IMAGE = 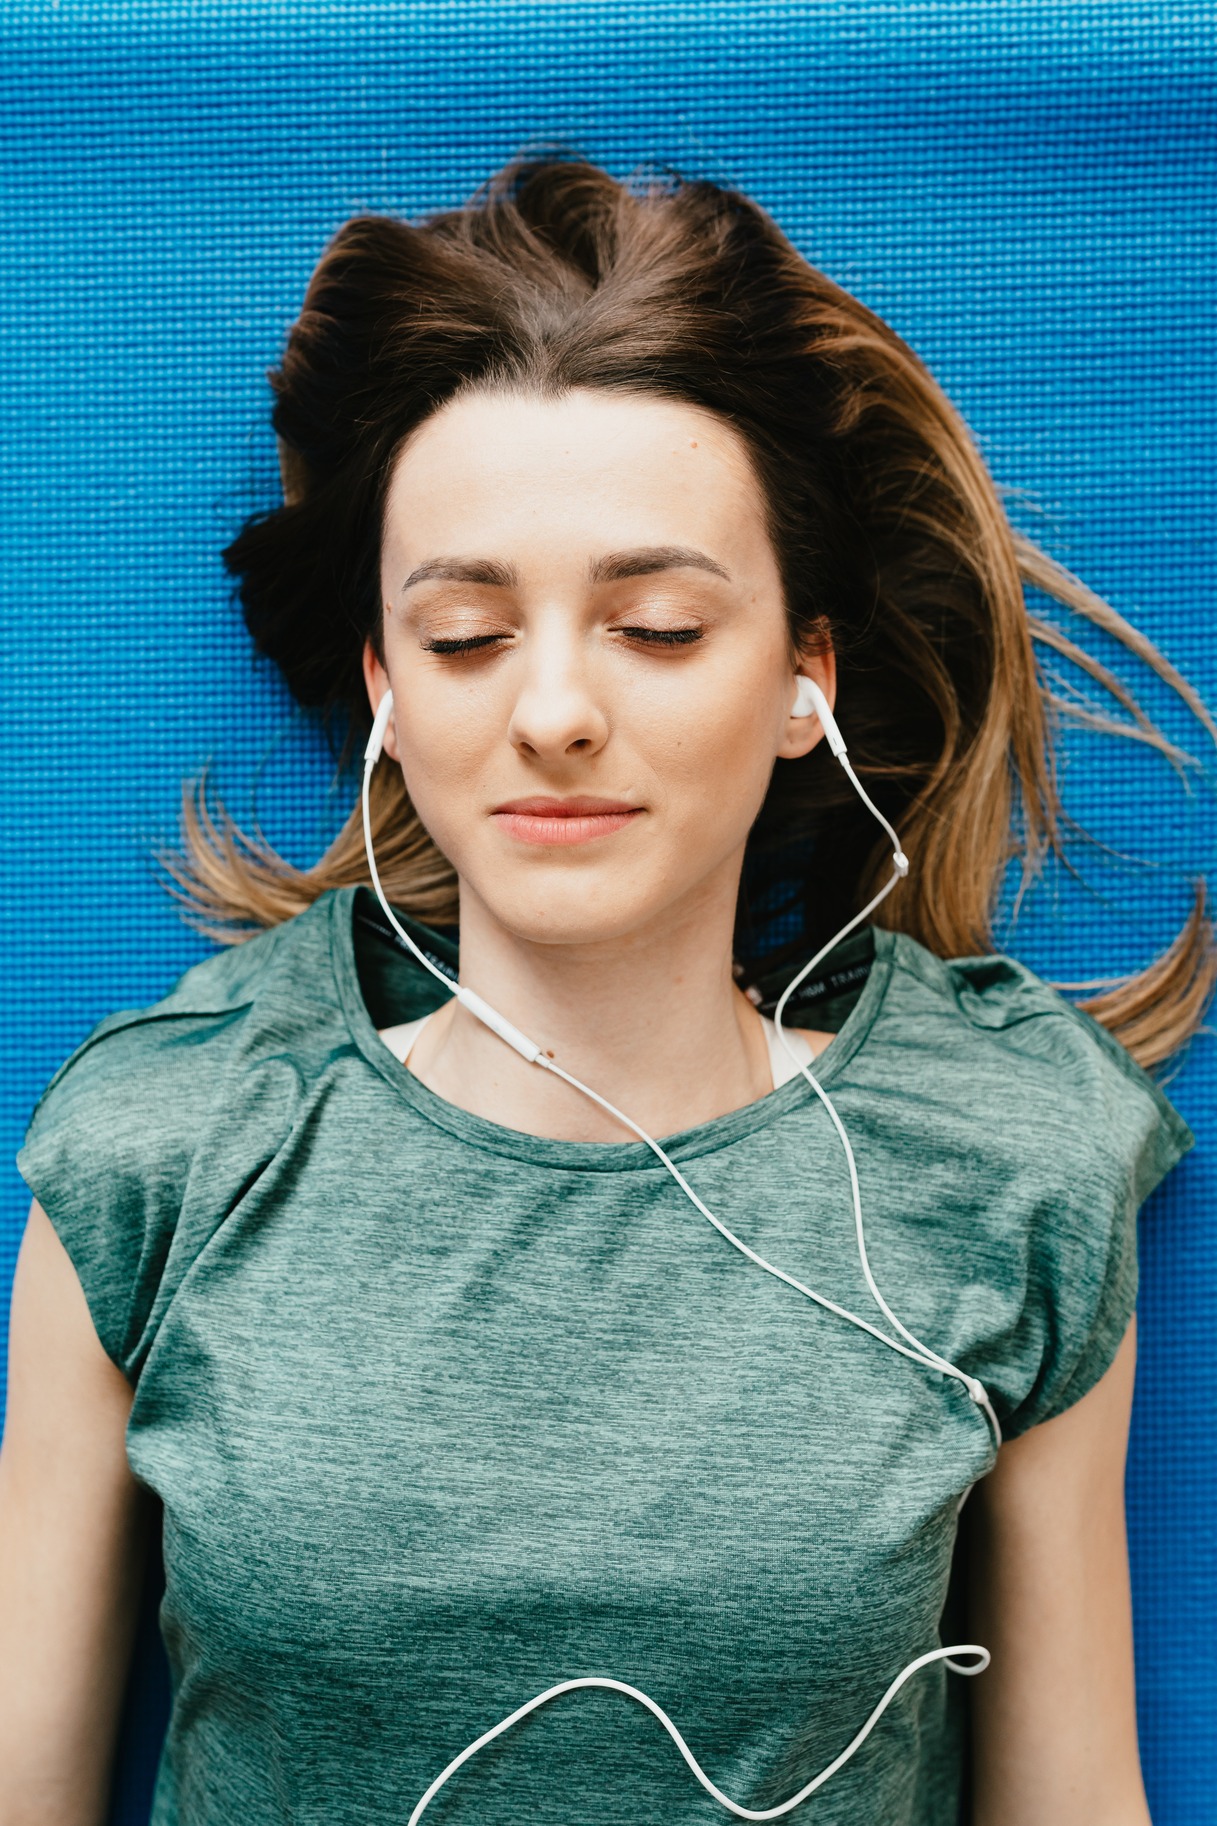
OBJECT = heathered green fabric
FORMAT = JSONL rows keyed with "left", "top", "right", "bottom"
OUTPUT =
{"left": 16, "top": 883, "right": 1195, "bottom": 1825}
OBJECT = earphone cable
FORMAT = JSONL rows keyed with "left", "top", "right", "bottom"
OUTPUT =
{"left": 362, "top": 703, "right": 998, "bottom": 1443}
{"left": 773, "top": 867, "right": 1003, "bottom": 1451}
{"left": 405, "top": 1647, "right": 991, "bottom": 1826}
{"left": 360, "top": 688, "right": 998, "bottom": 1821}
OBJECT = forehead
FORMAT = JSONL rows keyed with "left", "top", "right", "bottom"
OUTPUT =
{"left": 380, "top": 387, "right": 771, "bottom": 576}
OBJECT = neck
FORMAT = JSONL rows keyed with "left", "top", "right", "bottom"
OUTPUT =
{"left": 404, "top": 866, "right": 772, "bottom": 1143}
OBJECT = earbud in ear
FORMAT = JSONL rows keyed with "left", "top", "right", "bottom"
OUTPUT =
{"left": 364, "top": 688, "right": 396, "bottom": 767}
{"left": 791, "top": 674, "right": 847, "bottom": 758}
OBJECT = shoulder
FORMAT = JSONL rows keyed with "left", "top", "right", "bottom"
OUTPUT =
{"left": 879, "top": 928, "right": 1196, "bottom": 1202}
{"left": 872, "top": 930, "right": 1194, "bottom": 1441}
{"left": 23, "top": 891, "right": 341, "bottom": 1128}
{"left": 15, "top": 893, "right": 345, "bottom": 1382}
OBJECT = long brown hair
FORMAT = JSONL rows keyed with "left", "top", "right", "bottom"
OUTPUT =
{"left": 159, "top": 152, "right": 1217, "bottom": 1071}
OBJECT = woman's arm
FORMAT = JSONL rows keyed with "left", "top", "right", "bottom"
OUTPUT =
{"left": 0, "top": 1199, "right": 154, "bottom": 1826}
{"left": 967, "top": 1313, "right": 1152, "bottom": 1826}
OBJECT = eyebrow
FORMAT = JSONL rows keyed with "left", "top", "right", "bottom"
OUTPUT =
{"left": 401, "top": 544, "right": 731, "bottom": 593}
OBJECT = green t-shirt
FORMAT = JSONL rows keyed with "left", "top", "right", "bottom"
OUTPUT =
{"left": 15, "top": 883, "right": 1195, "bottom": 1826}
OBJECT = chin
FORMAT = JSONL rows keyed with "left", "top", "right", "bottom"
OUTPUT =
{"left": 474, "top": 880, "right": 672, "bottom": 951}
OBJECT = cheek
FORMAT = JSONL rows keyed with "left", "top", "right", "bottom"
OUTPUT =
{"left": 390, "top": 704, "right": 487, "bottom": 849}
{"left": 655, "top": 693, "right": 778, "bottom": 822}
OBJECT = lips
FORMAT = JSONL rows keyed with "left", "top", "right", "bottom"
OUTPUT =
{"left": 491, "top": 796, "right": 644, "bottom": 847}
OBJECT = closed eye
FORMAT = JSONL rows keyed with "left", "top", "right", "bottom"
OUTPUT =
{"left": 616, "top": 627, "right": 703, "bottom": 646}
{"left": 420, "top": 634, "right": 509, "bottom": 654}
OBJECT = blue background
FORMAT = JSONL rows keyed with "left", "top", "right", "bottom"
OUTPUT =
{"left": 1, "top": 1, "right": 1214, "bottom": 1818}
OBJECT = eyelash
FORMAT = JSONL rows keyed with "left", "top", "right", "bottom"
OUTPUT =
{"left": 620, "top": 626, "right": 703, "bottom": 646}
{"left": 421, "top": 635, "right": 505, "bottom": 654}
{"left": 421, "top": 627, "right": 704, "bottom": 655}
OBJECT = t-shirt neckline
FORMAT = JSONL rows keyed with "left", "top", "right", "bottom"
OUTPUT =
{"left": 328, "top": 884, "right": 898, "bottom": 1172}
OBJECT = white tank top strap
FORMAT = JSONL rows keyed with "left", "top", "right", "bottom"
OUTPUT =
{"left": 760, "top": 1014, "right": 816, "bottom": 1088}
{"left": 376, "top": 1011, "right": 434, "bottom": 1065}
{"left": 375, "top": 1009, "right": 816, "bottom": 1091}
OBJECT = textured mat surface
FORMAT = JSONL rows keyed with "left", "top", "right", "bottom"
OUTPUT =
{"left": 1, "top": 3, "right": 1214, "bottom": 1820}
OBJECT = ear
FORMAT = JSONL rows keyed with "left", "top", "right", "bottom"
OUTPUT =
{"left": 361, "top": 635, "right": 400, "bottom": 764}
{"left": 778, "top": 645, "right": 838, "bottom": 761}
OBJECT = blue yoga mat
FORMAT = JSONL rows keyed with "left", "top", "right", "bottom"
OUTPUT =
{"left": 1, "top": 4, "right": 1213, "bottom": 1820}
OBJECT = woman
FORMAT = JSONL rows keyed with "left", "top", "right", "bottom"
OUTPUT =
{"left": 2, "top": 154, "right": 1210, "bottom": 1825}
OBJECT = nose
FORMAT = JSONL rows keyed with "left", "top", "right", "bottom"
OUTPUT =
{"left": 506, "top": 635, "right": 609, "bottom": 763}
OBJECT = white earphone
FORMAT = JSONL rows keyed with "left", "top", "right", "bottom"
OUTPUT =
{"left": 361, "top": 674, "right": 995, "bottom": 1824}
{"left": 789, "top": 673, "right": 909, "bottom": 878}
{"left": 790, "top": 669, "right": 835, "bottom": 727}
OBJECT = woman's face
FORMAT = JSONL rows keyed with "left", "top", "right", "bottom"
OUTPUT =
{"left": 364, "top": 386, "right": 833, "bottom": 949}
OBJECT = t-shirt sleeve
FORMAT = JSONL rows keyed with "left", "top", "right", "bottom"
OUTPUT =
{"left": 15, "top": 1006, "right": 240, "bottom": 1385}
{"left": 997, "top": 1003, "right": 1196, "bottom": 1442}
